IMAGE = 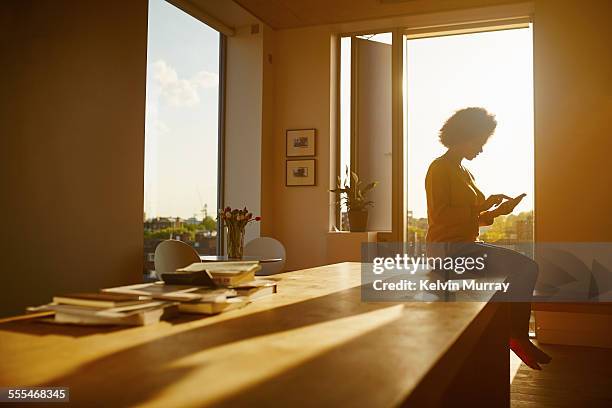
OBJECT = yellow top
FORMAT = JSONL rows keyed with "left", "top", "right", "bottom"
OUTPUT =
{"left": 425, "top": 154, "right": 485, "bottom": 243}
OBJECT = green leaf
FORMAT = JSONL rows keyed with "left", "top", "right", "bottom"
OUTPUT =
{"left": 331, "top": 167, "right": 379, "bottom": 214}
{"left": 362, "top": 182, "right": 378, "bottom": 192}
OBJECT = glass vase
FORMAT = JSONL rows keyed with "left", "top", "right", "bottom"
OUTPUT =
{"left": 226, "top": 224, "right": 245, "bottom": 259}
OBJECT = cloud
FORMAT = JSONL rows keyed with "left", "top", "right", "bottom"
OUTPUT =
{"left": 192, "top": 70, "right": 218, "bottom": 89}
{"left": 152, "top": 60, "right": 218, "bottom": 107}
{"left": 154, "top": 119, "right": 170, "bottom": 134}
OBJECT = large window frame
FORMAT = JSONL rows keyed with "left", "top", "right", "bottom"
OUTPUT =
{"left": 144, "top": 0, "right": 227, "bottom": 264}
{"left": 334, "top": 14, "right": 534, "bottom": 244}
{"left": 216, "top": 33, "right": 227, "bottom": 255}
{"left": 334, "top": 29, "right": 405, "bottom": 242}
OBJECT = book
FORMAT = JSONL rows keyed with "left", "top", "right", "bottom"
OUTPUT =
{"left": 178, "top": 297, "right": 248, "bottom": 315}
{"left": 232, "top": 280, "right": 278, "bottom": 301}
{"left": 102, "top": 283, "right": 235, "bottom": 302}
{"left": 39, "top": 301, "right": 178, "bottom": 326}
{"left": 161, "top": 270, "right": 215, "bottom": 287}
{"left": 179, "top": 261, "right": 260, "bottom": 274}
{"left": 53, "top": 293, "right": 146, "bottom": 308}
{"left": 53, "top": 311, "right": 162, "bottom": 326}
{"left": 211, "top": 271, "right": 256, "bottom": 287}
{"left": 178, "top": 261, "right": 261, "bottom": 286}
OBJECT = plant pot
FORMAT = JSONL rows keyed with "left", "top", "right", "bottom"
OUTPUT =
{"left": 348, "top": 210, "right": 368, "bottom": 232}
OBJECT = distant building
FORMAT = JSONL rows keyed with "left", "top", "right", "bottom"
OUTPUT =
{"left": 406, "top": 211, "right": 428, "bottom": 257}
{"left": 178, "top": 232, "right": 191, "bottom": 242}
{"left": 185, "top": 217, "right": 200, "bottom": 225}
{"left": 144, "top": 217, "right": 183, "bottom": 231}
{"left": 516, "top": 214, "right": 534, "bottom": 242}
{"left": 143, "top": 215, "right": 217, "bottom": 274}
{"left": 143, "top": 238, "right": 164, "bottom": 272}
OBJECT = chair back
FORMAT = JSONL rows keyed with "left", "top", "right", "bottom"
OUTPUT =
{"left": 244, "top": 237, "right": 286, "bottom": 275}
{"left": 154, "top": 239, "right": 201, "bottom": 276}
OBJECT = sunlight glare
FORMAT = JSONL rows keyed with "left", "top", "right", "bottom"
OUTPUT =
{"left": 406, "top": 26, "right": 534, "bottom": 218}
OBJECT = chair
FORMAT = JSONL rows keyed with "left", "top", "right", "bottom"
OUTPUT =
{"left": 244, "top": 237, "right": 286, "bottom": 276}
{"left": 154, "top": 239, "right": 201, "bottom": 277}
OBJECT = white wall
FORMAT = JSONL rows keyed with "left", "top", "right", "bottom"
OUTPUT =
{"left": 261, "top": 27, "right": 335, "bottom": 270}
{"left": 225, "top": 25, "right": 264, "bottom": 242}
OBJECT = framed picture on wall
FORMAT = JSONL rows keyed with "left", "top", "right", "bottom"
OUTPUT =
{"left": 286, "top": 129, "right": 316, "bottom": 157}
{"left": 286, "top": 159, "right": 316, "bottom": 186}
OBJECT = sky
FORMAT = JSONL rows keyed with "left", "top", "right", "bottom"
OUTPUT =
{"left": 341, "top": 27, "right": 534, "bottom": 219}
{"left": 144, "top": 0, "right": 219, "bottom": 220}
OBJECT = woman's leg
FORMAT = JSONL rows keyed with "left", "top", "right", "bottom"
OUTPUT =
{"left": 474, "top": 243, "right": 539, "bottom": 339}
{"left": 446, "top": 243, "right": 539, "bottom": 338}
{"left": 447, "top": 242, "right": 551, "bottom": 368}
{"left": 446, "top": 242, "right": 547, "bottom": 368}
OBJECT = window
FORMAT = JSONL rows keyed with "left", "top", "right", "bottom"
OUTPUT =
{"left": 143, "top": 0, "right": 221, "bottom": 273}
{"left": 338, "top": 33, "right": 393, "bottom": 232}
{"left": 338, "top": 37, "right": 351, "bottom": 229}
{"left": 405, "top": 26, "right": 534, "bottom": 254}
{"left": 337, "top": 24, "right": 534, "bottom": 253}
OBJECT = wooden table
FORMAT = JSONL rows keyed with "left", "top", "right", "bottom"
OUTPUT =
{"left": 0, "top": 263, "right": 509, "bottom": 407}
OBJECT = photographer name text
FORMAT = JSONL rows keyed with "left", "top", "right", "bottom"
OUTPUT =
{"left": 371, "top": 279, "right": 510, "bottom": 293}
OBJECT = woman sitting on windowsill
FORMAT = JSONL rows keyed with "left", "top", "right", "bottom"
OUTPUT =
{"left": 425, "top": 107, "right": 551, "bottom": 370}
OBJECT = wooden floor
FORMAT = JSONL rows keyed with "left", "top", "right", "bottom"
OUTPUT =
{"left": 511, "top": 343, "right": 612, "bottom": 407}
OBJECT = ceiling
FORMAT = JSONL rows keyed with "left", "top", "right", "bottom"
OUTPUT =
{"left": 186, "top": 0, "right": 260, "bottom": 28}
{"left": 232, "top": 0, "right": 521, "bottom": 29}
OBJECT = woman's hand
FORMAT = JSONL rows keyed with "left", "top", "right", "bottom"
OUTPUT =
{"left": 480, "top": 193, "right": 527, "bottom": 225}
{"left": 480, "top": 194, "right": 511, "bottom": 211}
{"left": 478, "top": 211, "right": 496, "bottom": 226}
{"left": 492, "top": 193, "right": 527, "bottom": 216}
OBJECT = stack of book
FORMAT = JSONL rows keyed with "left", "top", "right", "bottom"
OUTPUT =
{"left": 177, "top": 261, "right": 278, "bottom": 300}
{"left": 103, "top": 283, "right": 246, "bottom": 315}
{"left": 232, "top": 279, "right": 278, "bottom": 300}
{"left": 29, "top": 261, "right": 279, "bottom": 325}
{"left": 29, "top": 293, "right": 178, "bottom": 326}
{"left": 177, "top": 261, "right": 262, "bottom": 286}
{"left": 105, "top": 260, "right": 278, "bottom": 314}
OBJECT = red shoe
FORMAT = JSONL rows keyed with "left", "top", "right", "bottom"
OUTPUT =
{"left": 510, "top": 338, "right": 542, "bottom": 370}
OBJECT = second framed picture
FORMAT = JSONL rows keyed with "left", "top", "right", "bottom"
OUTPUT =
{"left": 286, "top": 129, "right": 316, "bottom": 157}
{"left": 286, "top": 159, "right": 316, "bottom": 186}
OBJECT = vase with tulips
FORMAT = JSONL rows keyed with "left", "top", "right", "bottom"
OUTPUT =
{"left": 218, "top": 206, "right": 261, "bottom": 259}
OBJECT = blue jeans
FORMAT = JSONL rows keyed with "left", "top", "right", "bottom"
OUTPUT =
{"left": 445, "top": 242, "right": 539, "bottom": 339}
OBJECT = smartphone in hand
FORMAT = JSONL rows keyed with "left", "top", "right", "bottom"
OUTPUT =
{"left": 506, "top": 193, "right": 527, "bottom": 212}
{"left": 512, "top": 193, "right": 527, "bottom": 204}
{"left": 492, "top": 193, "right": 526, "bottom": 215}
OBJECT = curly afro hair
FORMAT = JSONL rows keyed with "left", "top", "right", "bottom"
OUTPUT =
{"left": 439, "top": 107, "right": 497, "bottom": 148}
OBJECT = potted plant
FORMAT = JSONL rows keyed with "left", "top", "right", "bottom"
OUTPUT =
{"left": 330, "top": 166, "right": 378, "bottom": 232}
